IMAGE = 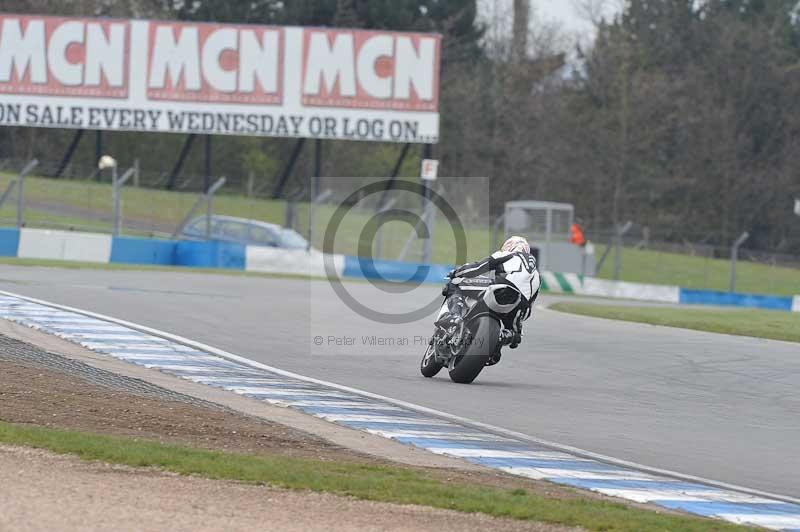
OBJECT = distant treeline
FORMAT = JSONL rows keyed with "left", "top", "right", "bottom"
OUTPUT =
{"left": 0, "top": 0, "right": 798, "bottom": 253}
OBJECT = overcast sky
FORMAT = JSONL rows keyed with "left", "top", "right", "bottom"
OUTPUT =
{"left": 478, "top": 0, "right": 623, "bottom": 51}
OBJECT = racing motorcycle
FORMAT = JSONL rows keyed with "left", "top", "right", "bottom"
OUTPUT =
{"left": 420, "top": 275, "right": 525, "bottom": 384}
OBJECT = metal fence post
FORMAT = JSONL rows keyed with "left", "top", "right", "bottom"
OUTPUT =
{"left": 16, "top": 159, "right": 38, "bottom": 229}
{"left": 308, "top": 189, "right": 332, "bottom": 251}
{"left": 206, "top": 177, "right": 226, "bottom": 239}
{"left": 374, "top": 198, "right": 397, "bottom": 260}
{"left": 113, "top": 167, "right": 136, "bottom": 237}
{"left": 613, "top": 221, "right": 633, "bottom": 281}
{"left": 730, "top": 231, "right": 750, "bottom": 293}
{"left": 421, "top": 144, "right": 434, "bottom": 264}
{"left": 171, "top": 177, "right": 226, "bottom": 240}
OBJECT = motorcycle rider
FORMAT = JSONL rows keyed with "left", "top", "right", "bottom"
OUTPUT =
{"left": 437, "top": 236, "right": 540, "bottom": 364}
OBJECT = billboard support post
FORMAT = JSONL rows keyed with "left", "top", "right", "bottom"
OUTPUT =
{"left": 94, "top": 131, "right": 103, "bottom": 180}
{"left": 204, "top": 135, "right": 212, "bottom": 193}
{"left": 314, "top": 139, "right": 322, "bottom": 199}
{"left": 374, "top": 142, "right": 412, "bottom": 260}
{"left": 309, "top": 139, "right": 323, "bottom": 251}
{"left": 53, "top": 130, "right": 85, "bottom": 179}
{"left": 167, "top": 135, "right": 196, "bottom": 190}
{"left": 270, "top": 138, "right": 306, "bottom": 198}
{"left": 16, "top": 159, "right": 39, "bottom": 229}
{"left": 376, "top": 142, "right": 411, "bottom": 213}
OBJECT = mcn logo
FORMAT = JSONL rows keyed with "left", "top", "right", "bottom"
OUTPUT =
{"left": 0, "top": 15, "right": 441, "bottom": 112}
{"left": 302, "top": 29, "right": 439, "bottom": 111}
{"left": 146, "top": 22, "right": 283, "bottom": 104}
{"left": 0, "top": 15, "right": 129, "bottom": 98}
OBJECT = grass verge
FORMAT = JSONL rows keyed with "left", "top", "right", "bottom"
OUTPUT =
{"left": 550, "top": 302, "right": 800, "bottom": 343}
{"left": 0, "top": 421, "right": 753, "bottom": 532}
{"left": 596, "top": 245, "right": 800, "bottom": 297}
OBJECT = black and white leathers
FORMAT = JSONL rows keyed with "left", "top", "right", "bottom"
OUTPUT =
{"left": 454, "top": 250, "right": 541, "bottom": 302}
{"left": 436, "top": 250, "right": 541, "bottom": 324}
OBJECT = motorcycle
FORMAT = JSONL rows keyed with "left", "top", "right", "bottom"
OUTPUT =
{"left": 420, "top": 275, "right": 524, "bottom": 384}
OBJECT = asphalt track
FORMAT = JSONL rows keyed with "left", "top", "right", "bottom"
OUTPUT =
{"left": 0, "top": 265, "right": 797, "bottom": 498}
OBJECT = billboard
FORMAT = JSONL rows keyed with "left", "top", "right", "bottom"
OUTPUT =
{"left": 0, "top": 14, "right": 440, "bottom": 143}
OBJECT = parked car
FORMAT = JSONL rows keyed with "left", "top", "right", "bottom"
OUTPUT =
{"left": 180, "top": 215, "right": 309, "bottom": 249}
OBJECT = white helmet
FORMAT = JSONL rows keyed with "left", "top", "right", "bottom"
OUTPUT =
{"left": 501, "top": 236, "right": 530, "bottom": 254}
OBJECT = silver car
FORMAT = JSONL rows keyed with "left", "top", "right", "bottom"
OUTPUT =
{"left": 181, "top": 215, "right": 308, "bottom": 249}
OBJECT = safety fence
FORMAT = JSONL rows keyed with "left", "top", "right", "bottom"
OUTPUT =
{"left": 0, "top": 157, "right": 799, "bottom": 297}
{"left": 0, "top": 227, "right": 796, "bottom": 313}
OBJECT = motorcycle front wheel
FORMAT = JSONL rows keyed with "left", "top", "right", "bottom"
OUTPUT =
{"left": 420, "top": 340, "right": 443, "bottom": 378}
{"left": 447, "top": 316, "right": 499, "bottom": 384}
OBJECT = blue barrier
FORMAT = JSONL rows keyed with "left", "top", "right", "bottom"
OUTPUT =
{"left": 1, "top": 225, "right": 797, "bottom": 313}
{"left": 679, "top": 288, "right": 793, "bottom": 311}
{"left": 343, "top": 256, "right": 452, "bottom": 284}
{"left": 0, "top": 228, "right": 19, "bottom": 256}
{"left": 110, "top": 237, "right": 176, "bottom": 265}
{"left": 175, "top": 240, "right": 245, "bottom": 269}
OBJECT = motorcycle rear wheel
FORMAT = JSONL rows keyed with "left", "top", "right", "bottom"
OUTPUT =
{"left": 448, "top": 316, "right": 500, "bottom": 384}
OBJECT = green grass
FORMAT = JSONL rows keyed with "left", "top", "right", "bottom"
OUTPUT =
{"left": 0, "top": 421, "right": 754, "bottom": 532}
{"left": 1, "top": 173, "right": 798, "bottom": 294}
{"left": 0, "top": 173, "right": 489, "bottom": 264}
{"left": 596, "top": 246, "right": 800, "bottom": 297}
{"left": 550, "top": 302, "right": 800, "bottom": 343}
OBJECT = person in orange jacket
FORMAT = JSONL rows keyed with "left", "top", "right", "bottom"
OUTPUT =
{"left": 570, "top": 221, "right": 586, "bottom": 247}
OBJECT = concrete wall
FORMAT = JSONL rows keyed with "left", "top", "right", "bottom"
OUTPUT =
{"left": 18, "top": 228, "right": 112, "bottom": 263}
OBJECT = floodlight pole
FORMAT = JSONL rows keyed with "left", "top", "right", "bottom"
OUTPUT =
{"left": 14, "top": 159, "right": 38, "bottom": 229}
{"left": 730, "top": 231, "right": 750, "bottom": 293}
